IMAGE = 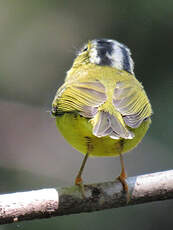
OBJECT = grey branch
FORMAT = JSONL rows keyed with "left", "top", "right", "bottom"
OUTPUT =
{"left": 0, "top": 170, "right": 173, "bottom": 225}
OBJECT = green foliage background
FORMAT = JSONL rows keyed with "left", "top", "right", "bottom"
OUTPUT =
{"left": 0, "top": 0, "right": 172, "bottom": 229}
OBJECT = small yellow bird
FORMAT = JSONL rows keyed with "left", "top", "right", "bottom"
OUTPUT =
{"left": 52, "top": 39, "right": 152, "bottom": 196}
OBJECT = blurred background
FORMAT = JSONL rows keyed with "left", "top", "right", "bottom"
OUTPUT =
{"left": 0, "top": 0, "right": 172, "bottom": 229}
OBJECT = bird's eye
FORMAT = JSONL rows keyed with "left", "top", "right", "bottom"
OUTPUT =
{"left": 82, "top": 46, "right": 88, "bottom": 52}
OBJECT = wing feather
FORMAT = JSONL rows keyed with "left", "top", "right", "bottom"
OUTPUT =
{"left": 52, "top": 77, "right": 152, "bottom": 140}
{"left": 113, "top": 79, "right": 152, "bottom": 128}
{"left": 52, "top": 80, "right": 106, "bottom": 117}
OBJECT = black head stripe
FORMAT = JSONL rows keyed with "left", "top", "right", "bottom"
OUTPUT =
{"left": 120, "top": 46, "right": 131, "bottom": 73}
{"left": 97, "top": 40, "right": 114, "bottom": 55}
{"left": 96, "top": 40, "right": 113, "bottom": 66}
{"left": 89, "top": 39, "right": 134, "bottom": 74}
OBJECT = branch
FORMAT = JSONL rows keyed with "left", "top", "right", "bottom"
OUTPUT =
{"left": 0, "top": 170, "right": 173, "bottom": 225}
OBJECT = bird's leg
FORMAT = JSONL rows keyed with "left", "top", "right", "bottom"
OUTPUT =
{"left": 117, "top": 153, "right": 130, "bottom": 201}
{"left": 118, "top": 153, "right": 128, "bottom": 191}
{"left": 75, "top": 152, "right": 89, "bottom": 198}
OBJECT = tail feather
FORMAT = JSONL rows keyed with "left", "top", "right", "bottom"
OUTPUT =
{"left": 93, "top": 111, "right": 110, "bottom": 136}
{"left": 92, "top": 111, "right": 134, "bottom": 139}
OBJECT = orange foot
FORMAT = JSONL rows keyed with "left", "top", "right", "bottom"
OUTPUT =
{"left": 118, "top": 174, "right": 128, "bottom": 192}
{"left": 117, "top": 174, "right": 130, "bottom": 203}
{"left": 75, "top": 176, "right": 86, "bottom": 198}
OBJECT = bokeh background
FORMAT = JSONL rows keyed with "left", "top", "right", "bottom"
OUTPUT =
{"left": 0, "top": 0, "right": 173, "bottom": 229}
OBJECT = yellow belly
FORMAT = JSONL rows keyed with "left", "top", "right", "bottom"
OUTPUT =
{"left": 56, "top": 113, "right": 151, "bottom": 157}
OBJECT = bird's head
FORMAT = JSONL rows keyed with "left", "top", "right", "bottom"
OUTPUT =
{"left": 73, "top": 39, "right": 134, "bottom": 75}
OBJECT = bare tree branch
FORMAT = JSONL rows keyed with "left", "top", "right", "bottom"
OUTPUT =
{"left": 0, "top": 170, "right": 173, "bottom": 225}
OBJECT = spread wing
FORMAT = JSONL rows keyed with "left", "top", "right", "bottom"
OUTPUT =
{"left": 91, "top": 78, "right": 152, "bottom": 140}
{"left": 52, "top": 77, "right": 152, "bottom": 140}
{"left": 52, "top": 80, "right": 106, "bottom": 117}
{"left": 113, "top": 78, "right": 152, "bottom": 128}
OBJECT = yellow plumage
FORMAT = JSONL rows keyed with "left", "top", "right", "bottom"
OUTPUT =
{"left": 52, "top": 39, "right": 152, "bottom": 196}
{"left": 53, "top": 64, "right": 151, "bottom": 156}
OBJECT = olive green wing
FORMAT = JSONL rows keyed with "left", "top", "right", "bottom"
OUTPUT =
{"left": 113, "top": 78, "right": 152, "bottom": 128}
{"left": 52, "top": 77, "right": 152, "bottom": 140}
{"left": 52, "top": 79, "right": 133, "bottom": 139}
{"left": 52, "top": 80, "right": 106, "bottom": 117}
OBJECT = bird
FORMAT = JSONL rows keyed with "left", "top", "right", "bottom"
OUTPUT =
{"left": 51, "top": 38, "right": 152, "bottom": 198}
